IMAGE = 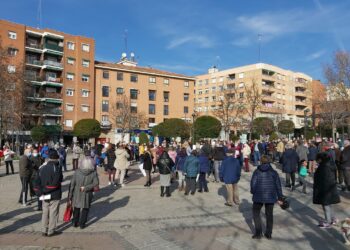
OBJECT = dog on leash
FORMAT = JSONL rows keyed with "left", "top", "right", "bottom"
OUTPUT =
{"left": 341, "top": 218, "right": 350, "bottom": 245}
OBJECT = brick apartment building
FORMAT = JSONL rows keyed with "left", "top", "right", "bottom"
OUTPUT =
{"left": 95, "top": 55, "right": 195, "bottom": 142}
{"left": 195, "top": 63, "right": 313, "bottom": 131}
{"left": 0, "top": 19, "right": 95, "bottom": 141}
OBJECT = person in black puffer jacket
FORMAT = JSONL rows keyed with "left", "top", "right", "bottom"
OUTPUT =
{"left": 106, "top": 144, "right": 117, "bottom": 186}
{"left": 250, "top": 155, "right": 283, "bottom": 240}
{"left": 34, "top": 149, "right": 63, "bottom": 237}
{"left": 280, "top": 143, "right": 299, "bottom": 190}
{"left": 212, "top": 142, "right": 226, "bottom": 182}
{"left": 157, "top": 151, "right": 174, "bottom": 197}
{"left": 313, "top": 152, "right": 341, "bottom": 228}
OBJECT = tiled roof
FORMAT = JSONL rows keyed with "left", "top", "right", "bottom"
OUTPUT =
{"left": 95, "top": 61, "right": 195, "bottom": 80}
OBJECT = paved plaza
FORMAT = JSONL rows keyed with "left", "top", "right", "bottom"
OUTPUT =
{"left": 0, "top": 157, "right": 349, "bottom": 250}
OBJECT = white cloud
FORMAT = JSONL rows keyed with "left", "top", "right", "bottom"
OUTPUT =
{"left": 167, "top": 35, "right": 214, "bottom": 49}
{"left": 305, "top": 50, "right": 326, "bottom": 61}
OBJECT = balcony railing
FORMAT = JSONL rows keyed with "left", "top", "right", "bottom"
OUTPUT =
{"left": 44, "top": 43, "right": 63, "bottom": 52}
{"left": 26, "top": 59, "right": 43, "bottom": 66}
{"left": 25, "top": 108, "right": 62, "bottom": 116}
{"left": 43, "top": 60, "right": 63, "bottom": 68}
{"left": 45, "top": 92, "right": 62, "bottom": 99}
{"left": 24, "top": 73, "right": 42, "bottom": 81}
{"left": 26, "top": 43, "right": 43, "bottom": 50}
{"left": 45, "top": 76, "right": 62, "bottom": 83}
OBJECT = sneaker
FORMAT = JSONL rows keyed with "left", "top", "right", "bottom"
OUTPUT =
{"left": 252, "top": 234, "right": 262, "bottom": 239}
{"left": 318, "top": 222, "right": 331, "bottom": 228}
{"left": 224, "top": 202, "right": 233, "bottom": 207}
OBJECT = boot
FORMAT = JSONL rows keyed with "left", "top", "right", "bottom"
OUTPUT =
{"left": 166, "top": 186, "right": 171, "bottom": 197}
{"left": 160, "top": 186, "right": 164, "bottom": 197}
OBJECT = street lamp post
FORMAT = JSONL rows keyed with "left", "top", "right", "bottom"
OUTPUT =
{"left": 192, "top": 112, "right": 196, "bottom": 145}
{"left": 304, "top": 108, "right": 310, "bottom": 140}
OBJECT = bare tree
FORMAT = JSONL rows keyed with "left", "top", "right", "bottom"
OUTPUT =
{"left": 244, "top": 78, "right": 263, "bottom": 140}
{"left": 214, "top": 81, "right": 245, "bottom": 140}
{"left": 109, "top": 95, "right": 148, "bottom": 140}
{"left": 322, "top": 51, "right": 350, "bottom": 141}
{"left": 0, "top": 39, "right": 24, "bottom": 148}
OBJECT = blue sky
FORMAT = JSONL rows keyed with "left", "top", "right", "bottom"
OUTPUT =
{"left": 1, "top": 0, "right": 350, "bottom": 80}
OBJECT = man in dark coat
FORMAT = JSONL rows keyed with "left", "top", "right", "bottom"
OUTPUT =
{"left": 251, "top": 155, "right": 283, "bottom": 239}
{"left": 313, "top": 152, "right": 341, "bottom": 228}
{"left": 19, "top": 149, "right": 32, "bottom": 205}
{"left": 280, "top": 143, "right": 299, "bottom": 190}
{"left": 212, "top": 142, "right": 226, "bottom": 182}
{"left": 219, "top": 149, "right": 241, "bottom": 206}
{"left": 34, "top": 149, "right": 63, "bottom": 237}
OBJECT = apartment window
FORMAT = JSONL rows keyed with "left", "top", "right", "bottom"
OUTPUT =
{"left": 149, "top": 77, "right": 156, "bottom": 84}
{"left": 116, "top": 87, "right": 124, "bottom": 94}
{"left": 117, "top": 72, "right": 123, "bottom": 81}
{"left": 82, "top": 43, "right": 90, "bottom": 52}
{"left": 8, "top": 31, "right": 17, "bottom": 39}
{"left": 198, "top": 90, "right": 203, "bottom": 95}
{"left": 205, "top": 79, "right": 209, "bottom": 85}
{"left": 211, "top": 78, "right": 216, "bottom": 83}
{"left": 184, "top": 106, "right": 189, "bottom": 114}
{"left": 238, "top": 73, "right": 244, "bottom": 79}
{"left": 116, "top": 102, "right": 123, "bottom": 109}
{"left": 212, "top": 86, "right": 216, "bottom": 92}
{"left": 184, "top": 93, "right": 189, "bottom": 101}
{"left": 149, "top": 118, "right": 155, "bottom": 123}
{"left": 184, "top": 81, "right": 189, "bottom": 88}
{"left": 67, "top": 41, "right": 75, "bottom": 50}
{"left": 163, "top": 91, "right": 169, "bottom": 102}
{"left": 8, "top": 48, "right": 18, "bottom": 56}
{"left": 66, "top": 89, "right": 74, "bottom": 96}
{"left": 102, "top": 86, "right": 109, "bottom": 97}
{"left": 66, "top": 73, "right": 74, "bottom": 81}
{"left": 65, "top": 104, "right": 74, "bottom": 112}
{"left": 81, "top": 89, "right": 89, "bottom": 97}
{"left": 102, "top": 100, "right": 109, "bottom": 112}
{"left": 149, "top": 90, "right": 156, "bottom": 101}
{"left": 82, "top": 74, "right": 89, "bottom": 82}
{"left": 239, "top": 92, "right": 244, "bottom": 98}
{"left": 102, "top": 71, "right": 109, "bottom": 79}
{"left": 219, "top": 77, "right": 224, "bottom": 82}
{"left": 67, "top": 58, "right": 75, "bottom": 65}
{"left": 198, "top": 80, "right": 202, "bottom": 86}
{"left": 131, "top": 106, "right": 137, "bottom": 113}
{"left": 81, "top": 105, "right": 89, "bottom": 112}
{"left": 149, "top": 104, "right": 156, "bottom": 114}
{"left": 239, "top": 82, "right": 244, "bottom": 88}
{"left": 204, "top": 97, "right": 209, "bottom": 102}
{"left": 7, "top": 65, "right": 16, "bottom": 73}
{"left": 130, "top": 74, "right": 138, "bottom": 82}
{"left": 164, "top": 105, "right": 169, "bottom": 116}
{"left": 102, "top": 115, "right": 109, "bottom": 122}
{"left": 205, "top": 88, "right": 209, "bottom": 94}
{"left": 212, "top": 96, "right": 216, "bottom": 101}
{"left": 164, "top": 79, "right": 169, "bottom": 85}
{"left": 65, "top": 120, "right": 73, "bottom": 127}
{"left": 130, "top": 89, "right": 138, "bottom": 99}
{"left": 82, "top": 59, "right": 90, "bottom": 67}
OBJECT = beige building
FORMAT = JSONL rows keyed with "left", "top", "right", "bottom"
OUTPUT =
{"left": 0, "top": 19, "right": 95, "bottom": 139}
{"left": 195, "top": 63, "right": 313, "bottom": 130}
{"left": 94, "top": 55, "right": 195, "bottom": 142}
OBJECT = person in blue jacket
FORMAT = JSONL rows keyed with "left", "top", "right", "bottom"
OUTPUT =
{"left": 183, "top": 150, "right": 200, "bottom": 195}
{"left": 251, "top": 155, "right": 283, "bottom": 240}
{"left": 198, "top": 152, "right": 210, "bottom": 193}
{"left": 219, "top": 149, "right": 241, "bottom": 206}
{"left": 40, "top": 143, "right": 49, "bottom": 162}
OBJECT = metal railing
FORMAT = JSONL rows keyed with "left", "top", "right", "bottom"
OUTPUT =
{"left": 26, "top": 59, "right": 43, "bottom": 66}
{"left": 44, "top": 43, "right": 63, "bottom": 52}
{"left": 43, "top": 60, "right": 63, "bottom": 68}
{"left": 26, "top": 43, "right": 43, "bottom": 49}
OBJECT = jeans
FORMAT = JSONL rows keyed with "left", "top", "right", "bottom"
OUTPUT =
{"left": 213, "top": 160, "right": 222, "bottom": 182}
{"left": 285, "top": 172, "right": 296, "bottom": 187}
{"left": 185, "top": 177, "right": 196, "bottom": 194}
{"left": 59, "top": 157, "right": 67, "bottom": 171}
{"left": 254, "top": 151, "right": 260, "bottom": 166}
{"left": 225, "top": 183, "right": 239, "bottom": 205}
{"left": 253, "top": 203, "right": 274, "bottom": 236}
{"left": 19, "top": 177, "right": 30, "bottom": 203}
{"left": 178, "top": 171, "right": 186, "bottom": 189}
{"left": 72, "top": 158, "right": 79, "bottom": 170}
{"left": 299, "top": 176, "right": 307, "bottom": 192}
{"left": 198, "top": 172, "right": 208, "bottom": 191}
{"left": 322, "top": 205, "right": 334, "bottom": 224}
{"left": 5, "top": 161, "right": 14, "bottom": 174}
{"left": 73, "top": 207, "right": 89, "bottom": 227}
{"left": 145, "top": 170, "right": 151, "bottom": 184}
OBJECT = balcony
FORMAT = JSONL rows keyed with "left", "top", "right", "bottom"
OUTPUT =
{"left": 24, "top": 108, "right": 62, "bottom": 117}
{"left": 260, "top": 105, "right": 284, "bottom": 114}
{"left": 43, "top": 60, "right": 63, "bottom": 71}
{"left": 27, "top": 92, "right": 63, "bottom": 104}
{"left": 101, "top": 121, "right": 112, "bottom": 130}
{"left": 262, "top": 95, "right": 276, "bottom": 102}
{"left": 26, "top": 59, "right": 43, "bottom": 68}
{"left": 43, "top": 43, "right": 64, "bottom": 55}
{"left": 25, "top": 43, "right": 43, "bottom": 53}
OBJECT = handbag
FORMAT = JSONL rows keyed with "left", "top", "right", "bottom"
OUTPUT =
{"left": 63, "top": 201, "right": 72, "bottom": 222}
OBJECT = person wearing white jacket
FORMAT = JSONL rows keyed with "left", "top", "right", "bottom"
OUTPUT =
{"left": 242, "top": 143, "right": 251, "bottom": 172}
{"left": 3, "top": 146, "right": 15, "bottom": 175}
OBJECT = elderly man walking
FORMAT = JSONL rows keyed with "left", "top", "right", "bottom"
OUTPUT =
{"left": 280, "top": 142, "right": 299, "bottom": 191}
{"left": 220, "top": 149, "right": 242, "bottom": 206}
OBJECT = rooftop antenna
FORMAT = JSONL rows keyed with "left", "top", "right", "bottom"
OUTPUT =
{"left": 123, "top": 29, "right": 128, "bottom": 55}
{"left": 258, "top": 34, "right": 263, "bottom": 63}
{"left": 37, "top": 0, "right": 42, "bottom": 29}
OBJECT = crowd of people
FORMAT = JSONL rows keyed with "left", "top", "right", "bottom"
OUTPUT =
{"left": 1, "top": 135, "right": 348, "bottom": 241}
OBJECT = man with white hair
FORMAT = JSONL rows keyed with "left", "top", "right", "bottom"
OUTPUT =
{"left": 340, "top": 140, "right": 350, "bottom": 192}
